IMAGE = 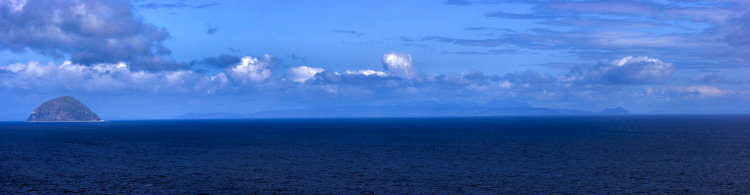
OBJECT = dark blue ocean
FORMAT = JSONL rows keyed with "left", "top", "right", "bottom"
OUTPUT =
{"left": 1, "top": 116, "right": 750, "bottom": 194}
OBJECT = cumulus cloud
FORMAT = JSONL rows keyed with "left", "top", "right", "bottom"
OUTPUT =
{"left": 606, "top": 56, "right": 674, "bottom": 83}
{"left": 568, "top": 56, "right": 674, "bottom": 85}
{"left": 485, "top": 56, "right": 685, "bottom": 101}
{"left": 0, "top": 53, "right": 740, "bottom": 106}
{"left": 309, "top": 69, "right": 394, "bottom": 86}
{"left": 382, "top": 53, "right": 418, "bottom": 78}
{"left": 0, "top": 0, "right": 179, "bottom": 70}
{"left": 0, "top": 61, "right": 199, "bottom": 93}
{"left": 344, "top": 69, "right": 387, "bottom": 77}
{"left": 228, "top": 55, "right": 274, "bottom": 84}
{"left": 290, "top": 66, "right": 324, "bottom": 83}
{"left": 0, "top": 54, "right": 279, "bottom": 93}
{"left": 657, "top": 86, "right": 731, "bottom": 99}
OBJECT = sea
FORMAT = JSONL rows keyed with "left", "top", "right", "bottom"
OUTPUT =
{"left": 1, "top": 116, "right": 749, "bottom": 194}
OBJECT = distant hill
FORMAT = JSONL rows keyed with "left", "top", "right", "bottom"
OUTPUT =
{"left": 178, "top": 102, "right": 632, "bottom": 119}
{"left": 26, "top": 96, "right": 103, "bottom": 122}
{"left": 599, "top": 107, "right": 631, "bottom": 115}
{"left": 178, "top": 112, "right": 248, "bottom": 119}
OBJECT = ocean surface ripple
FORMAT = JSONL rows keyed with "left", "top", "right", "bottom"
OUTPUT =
{"left": 1, "top": 116, "right": 749, "bottom": 193}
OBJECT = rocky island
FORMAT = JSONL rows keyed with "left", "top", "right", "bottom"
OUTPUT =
{"left": 26, "top": 96, "right": 103, "bottom": 122}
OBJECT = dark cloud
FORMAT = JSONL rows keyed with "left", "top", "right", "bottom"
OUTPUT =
{"left": 432, "top": 0, "right": 745, "bottom": 68}
{"left": 0, "top": 0, "right": 183, "bottom": 71}
{"left": 502, "top": 70, "right": 556, "bottom": 85}
{"left": 445, "top": 0, "right": 471, "bottom": 6}
{"left": 422, "top": 28, "right": 737, "bottom": 69}
{"left": 464, "top": 27, "right": 490, "bottom": 31}
{"left": 463, "top": 27, "right": 515, "bottom": 33}
{"left": 206, "top": 27, "right": 218, "bottom": 35}
{"left": 131, "top": 56, "right": 187, "bottom": 71}
{"left": 332, "top": 30, "right": 364, "bottom": 36}
{"left": 457, "top": 71, "right": 498, "bottom": 86}
{"left": 486, "top": 10, "right": 673, "bottom": 29}
{"left": 290, "top": 54, "right": 307, "bottom": 64}
{"left": 423, "top": 34, "right": 567, "bottom": 49}
{"left": 423, "top": 36, "right": 508, "bottom": 47}
{"left": 445, "top": 0, "right": 541, "bottom": 6}
{"left": 228, "top": 47, "right": 241, "bottom": 53}
{"left": 485, "top": 11, "right": 553, "bottom": 20}
{"left": 190, "top": 54, "right": 241, "bottom": 68}
{"left": 137, "top": 1, "right": 218, "bottom": 9}
{"left": 543, "top": 17, "right": 672, "bottom": 28}
{"left": 441, "top": 49, "right": 519, "bottom": 55}
{"left": 540, "top": 1, "right": 661, "bottom": 16}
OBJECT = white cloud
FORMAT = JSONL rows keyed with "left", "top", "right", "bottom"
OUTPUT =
{"left": 566, "top": 56, "right": 674, "bottom": 85}
{"left": 613, "top": 56, "right": 660, "bottom": 66}
{"left": 228, "top": 54, "right": 273, "bottom": 84}
{"left": 0, "top": 61, "right": 204, "bottom": 93}
{"left": 499, "top": 81, "right": 512, "bottom": 89}
{"left": 344, "top": 69, "right": 387, "bottom": 77}
{"left": 382, "top": 53, "right": 417, "bottom": 78}
{"left": 194, "top": 73, "right": 230, "bottom": 94}
{"left": 608, "top": 56, "right": 673, "bottom": 83}
{"left": 1, "top": 0, "right": 28, "bottom": 12}
{"left": 637, "top": 85, "right": 732, "bottom": 100}
{"left": 290, "top": 66, "right": 324, "bottom": 83}
{"left": 667, "top": 85, "right": 729, "bottom": 99}
{"left": 593, "top": 32, "right": 691, "bottom": 48}
{"left": 0, "top": 53, "right": 741, "bottom": 107}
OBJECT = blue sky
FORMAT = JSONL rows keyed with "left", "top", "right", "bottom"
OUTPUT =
{"left": 0, "top": 0, "right": 748, "bottom": 120}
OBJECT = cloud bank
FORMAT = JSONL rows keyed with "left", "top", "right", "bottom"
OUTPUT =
{"left": 0, "top": 0, "right": 181, "bottom": 70}
{"left": 436, "top": 0, "right": 750, "bottom": 67}
{"left": 0, "top": 54, "right": 740, "bottom": 104}
{"left": 566, "top": 56, "right": 675, "bottom": 85}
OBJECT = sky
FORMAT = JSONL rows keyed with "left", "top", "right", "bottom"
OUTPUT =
{"left": 0, "top": 0, "right": 748, "bottom": 120}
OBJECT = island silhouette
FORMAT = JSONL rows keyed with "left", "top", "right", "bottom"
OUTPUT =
{"left": 26, "top": 96, "right": 103, "bottom": 122}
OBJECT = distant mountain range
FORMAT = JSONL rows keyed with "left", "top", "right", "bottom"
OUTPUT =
{"left": 598, "top": 107, "right": 631, "bottom": 115}
{"left": 178, "top": 101, "right": 630, "bottom": 119}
